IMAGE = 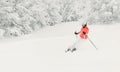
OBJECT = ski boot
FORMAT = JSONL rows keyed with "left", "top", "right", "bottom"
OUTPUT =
{"left": 71, "top": 48, "right": 76, "bottom": 52}
{"left": 65, "top": 48, "right": 71, "bottom": 53}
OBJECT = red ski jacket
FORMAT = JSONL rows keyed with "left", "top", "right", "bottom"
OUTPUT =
{"left": 77, "top": 26, "right": 89, "bottom": 39}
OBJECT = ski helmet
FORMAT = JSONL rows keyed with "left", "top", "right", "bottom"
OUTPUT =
{"left": 82, "top": 22, "right": 87, "bottom": 27}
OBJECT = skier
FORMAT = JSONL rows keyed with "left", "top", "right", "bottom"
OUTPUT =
{"left": 66, "top": 23, "right": 89, "bottom": 52}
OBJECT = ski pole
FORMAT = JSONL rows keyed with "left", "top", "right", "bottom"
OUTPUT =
{"left": 88, "top": 36, "right": 98, "bottom": 50}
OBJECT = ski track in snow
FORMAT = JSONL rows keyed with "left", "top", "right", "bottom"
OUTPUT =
{"left": 0, "top": 22, "right": 120, "bottom": 72}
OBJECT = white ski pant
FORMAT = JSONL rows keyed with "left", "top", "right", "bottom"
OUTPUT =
{"left": 69, "top": 35, "right": 85, "bottom": 49}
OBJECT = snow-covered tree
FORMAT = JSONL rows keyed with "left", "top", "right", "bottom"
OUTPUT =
{"left": 88, "top": 0, "right": 120, "bottom": 24}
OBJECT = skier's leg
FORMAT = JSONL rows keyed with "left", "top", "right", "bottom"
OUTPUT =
{"left": 71, "top": 38, "right": 81, "bottom": 52}
{"left": 66, "top": 36, "right": 80, "bottom": 52}
{"left": 71, "top": 38, "right": 80, "bottom": 48}
{"left": 71, "top": 36, "right": 86, "bottom": 52}
{"left": 67, "top": 37, "right": 82, "bottom": 52}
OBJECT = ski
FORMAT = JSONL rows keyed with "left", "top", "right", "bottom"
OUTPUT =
{"left": 65, "top": 48, "right": 77, "bottom": 53}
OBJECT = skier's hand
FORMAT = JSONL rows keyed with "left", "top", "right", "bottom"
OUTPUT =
{"left": 74, "top": 32, "right": 78, "bottom": 35}
{"left": 83, "top": 32, "right": 86, "bottom": 35}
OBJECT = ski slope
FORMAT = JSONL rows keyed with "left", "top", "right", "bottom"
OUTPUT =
{"left": 0, "top": 22, "right": 120, "bottom": 72}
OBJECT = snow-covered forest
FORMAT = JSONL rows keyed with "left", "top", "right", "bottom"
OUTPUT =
{"left": 0, "top": 0, "right": 120, "bottom": 37}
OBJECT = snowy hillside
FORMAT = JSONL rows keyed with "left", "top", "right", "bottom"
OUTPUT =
{"left": 0, "top": 22, "right": 120, "bottom": 72}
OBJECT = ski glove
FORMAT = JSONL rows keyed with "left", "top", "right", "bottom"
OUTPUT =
{"left": 74, "top": 32, "right": 78, "bottom": 35}
{"left": 83, "top": 32, "right": 86, "bottom": 35}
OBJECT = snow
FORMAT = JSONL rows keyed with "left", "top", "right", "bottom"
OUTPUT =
{"left": 0, "top": 21, "right": 120, "bottom": 72}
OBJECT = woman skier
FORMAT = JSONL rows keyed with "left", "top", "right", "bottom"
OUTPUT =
{"left": 66, "top": 23, "right": 89, "bottom": 52}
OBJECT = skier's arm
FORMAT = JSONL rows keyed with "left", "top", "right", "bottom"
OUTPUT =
{"left": 75, "top": 27, "right": 83, "bottom": 35}
{"left": 74, "top": 30, "right": 81, "bottom": 35}
{"left": 77, "top": 30, "right": 81, "bottom": 34}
